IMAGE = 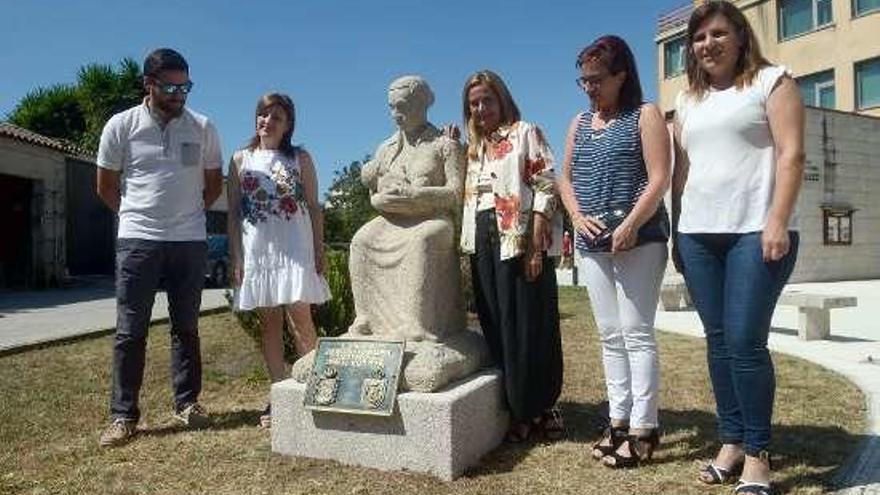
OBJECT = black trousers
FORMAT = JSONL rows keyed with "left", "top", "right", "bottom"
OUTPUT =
{"left": 471, "top": 209, "right": 563, "bottom": 422}
{"left": 111, "top": 239, "right": 206, "bottom": 421}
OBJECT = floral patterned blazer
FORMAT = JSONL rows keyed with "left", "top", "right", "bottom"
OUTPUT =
{"left": 460, "top": 121, "right": 560, "bottom": 261}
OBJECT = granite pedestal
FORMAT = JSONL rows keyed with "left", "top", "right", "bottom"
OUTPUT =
{"left": 271, "top": 370, "right": 508, "bottom": 481}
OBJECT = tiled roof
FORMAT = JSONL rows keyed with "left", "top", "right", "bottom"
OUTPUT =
{"left": 0, "top": 122, "right": 92, "bottom": 160}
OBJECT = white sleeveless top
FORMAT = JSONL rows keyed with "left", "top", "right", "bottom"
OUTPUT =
{"left": 675, "top": 65, "right": 798, "bottom": 233}
{"left": 234, "top": 148, "right": 331, "bottom": 311}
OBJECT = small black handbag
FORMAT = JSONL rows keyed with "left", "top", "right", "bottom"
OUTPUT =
{"left": 584, "top": 208, "right": 629, "bottom": 251}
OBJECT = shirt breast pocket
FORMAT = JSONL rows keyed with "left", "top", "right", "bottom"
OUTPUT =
{"left": 181, "top": 142, "right": 202, "bottom": 167}
{"left": 129, "top": 139, "right": 163, "bottom": 166}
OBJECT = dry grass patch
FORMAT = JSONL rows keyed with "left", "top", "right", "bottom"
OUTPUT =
{"left": 0, "top": 287, "right": 865, "bottom": 494}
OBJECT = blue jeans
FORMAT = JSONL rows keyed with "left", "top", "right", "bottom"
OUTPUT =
{"left": 111, "top": 239, "right": 207, "bottom": 421}
{"left": 677, "top": 231, "right": 798, "bottom": 456}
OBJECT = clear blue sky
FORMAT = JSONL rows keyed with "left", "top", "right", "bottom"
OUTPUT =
{"left": 0, "top": 0, "right": 685, "bottom": 197}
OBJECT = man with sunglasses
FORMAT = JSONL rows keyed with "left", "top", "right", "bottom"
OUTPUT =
{"left": 96, "top": 48, "right": 223, "bottom": 447}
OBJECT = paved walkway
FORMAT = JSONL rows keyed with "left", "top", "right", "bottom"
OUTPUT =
{"left": 0, "top": 278, "right": 228, "bottom": 353}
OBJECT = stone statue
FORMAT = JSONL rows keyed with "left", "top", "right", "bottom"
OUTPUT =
{"left": 348, "top": 75, "right": 465, "bottom": 342}
{"left": 292, "top": 76, "right": 487, "bottom": 392}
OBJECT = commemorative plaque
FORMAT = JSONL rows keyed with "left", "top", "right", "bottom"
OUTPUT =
{"left": 303, "top": 338, "right": 405, "bottom": 416}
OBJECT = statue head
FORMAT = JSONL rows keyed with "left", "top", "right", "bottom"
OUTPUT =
{"left": 388, "top": 75, "right": 434, "bottom": 132}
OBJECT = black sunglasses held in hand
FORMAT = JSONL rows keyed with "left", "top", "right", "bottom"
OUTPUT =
{"left": 583, "top": 209, "right": 628, "bottom": 251}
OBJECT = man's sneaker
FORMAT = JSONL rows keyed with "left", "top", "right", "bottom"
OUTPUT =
{"left": 259, "top": 404, "right": 271, "bottom": 429}
{"left": 99, "top": 418, "right": 137, "bottom": 447}
{"left": 173, "top": 403, "right": 210, "bottom": 429}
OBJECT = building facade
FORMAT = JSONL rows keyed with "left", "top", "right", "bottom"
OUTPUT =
{"left": 657, "top": 0, "right": 880, "bottom": 116}
{"left": 0, "top": 123, "right": 115, "bottom": 288}
{"left": 793, "top": 107, "right": 880, "bottom": 281}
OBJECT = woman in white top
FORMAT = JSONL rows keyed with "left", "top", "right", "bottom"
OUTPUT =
{"left": 227, "top": 93, "right": 331, "bottom": 427}
{"left": 672, "top": 2, "right": 804, "bottom": 494}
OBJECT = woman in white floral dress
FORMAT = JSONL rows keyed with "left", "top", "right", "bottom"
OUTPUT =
{"left": 227, "top": 93, "right": 331, "bottom": 427}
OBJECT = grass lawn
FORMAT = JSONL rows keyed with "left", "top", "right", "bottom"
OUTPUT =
{"left": 0, "top": 287, "right": 866, "bottom": 495}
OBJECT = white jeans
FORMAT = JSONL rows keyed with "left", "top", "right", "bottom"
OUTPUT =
{"left": 577, "top": 242, "right": 667, "bottom": 429}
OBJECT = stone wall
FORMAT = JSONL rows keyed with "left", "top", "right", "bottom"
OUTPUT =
{"left": 791, "top": 108, "right": 880, "bottom": 282}
{"left": 0, "top": 138, "right": 67, "bottom": 287}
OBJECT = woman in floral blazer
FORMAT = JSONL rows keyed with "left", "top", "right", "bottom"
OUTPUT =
{"left": 459, "top": 70, "right": 563, "bottom": 442}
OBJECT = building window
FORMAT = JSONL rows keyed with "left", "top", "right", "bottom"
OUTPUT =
{"left": 779, "top": 0, "right": 833, "bottom": 39}
{"left": 856, "top": 57, "right": 880, "bottom": 109}
{"left": 664, "top": 36, "right": 686, "bottom": 79}
{"left": 823, "top": 208, "right": 854, "bottom": 245}
{"left": 854, "top": 0, "right": 880, "bottom": 17}
{"left": 797, "top": 70, "right": 836, "bottom": 108}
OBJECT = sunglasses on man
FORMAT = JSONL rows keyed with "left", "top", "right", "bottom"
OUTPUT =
{"left": 151, "top": 79, "right": 194, "bottom": 95}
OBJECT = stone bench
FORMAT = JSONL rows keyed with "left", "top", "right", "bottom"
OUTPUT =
{"left": 777, "top": 291, "right": 858, "bottom": 341}
{"left": 659, "top": 275, "right": 692, "bottom": 311}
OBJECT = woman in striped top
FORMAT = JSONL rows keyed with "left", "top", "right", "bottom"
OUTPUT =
{"left": 557, "top": 35, "right": 671, "bottom": 469}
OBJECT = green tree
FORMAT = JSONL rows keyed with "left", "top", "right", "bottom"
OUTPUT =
{"left": 7, "top": 58, "right": 143, "bottom": 154}
{"left": 323, "top": 156, "right": 376, "bottom": 245}
{"left": 7, "top": 84, "right": 85, "bottom": 144}
{"left": 76, "top": 58, "right": 144, "bottom": 152}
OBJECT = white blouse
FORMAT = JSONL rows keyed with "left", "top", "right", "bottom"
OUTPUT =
{"left": 675, "top": 65, "right": 798, "bottom": 233}
{"left": 460, "top": 121, "right": 560, "bottom": 260}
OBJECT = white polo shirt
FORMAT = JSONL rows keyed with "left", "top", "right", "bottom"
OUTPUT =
{"left": 97, "top": 100, "right": 223, "bottom": 241}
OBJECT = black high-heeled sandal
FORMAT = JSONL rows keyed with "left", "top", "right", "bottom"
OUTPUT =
{"left": 601, "top": 429, "right": 659, "bottom": 469}
{"left": 536, "top": 408, "right": 564, "bottom": 441}
{"left": 591, "top": 425, "right": 629, "bottom": 460}
{"left": 505, "top": 421, "right": 532, "bottom": 443}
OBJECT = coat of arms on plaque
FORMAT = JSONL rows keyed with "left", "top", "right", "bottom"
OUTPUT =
{"left": 360, "top": 366, "right": 387, "bottom": 409}
{"left": 312, "top": 365, "right": 339, "bottom": 405}
{"left": 303, "top": 339, "right": 404, "bottom": 415}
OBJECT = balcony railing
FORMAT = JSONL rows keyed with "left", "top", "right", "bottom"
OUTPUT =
{"left": 657, "top": 2, "right": 694, "bottom": 35}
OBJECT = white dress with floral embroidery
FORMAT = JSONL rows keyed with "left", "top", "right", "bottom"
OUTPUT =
{"left": 235, "top": 148, "right": 331, "bottom": 311}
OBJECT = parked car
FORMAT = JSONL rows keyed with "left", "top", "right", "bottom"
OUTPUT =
{"left": 206, "top": 234, "right": 229, "bottom": 287}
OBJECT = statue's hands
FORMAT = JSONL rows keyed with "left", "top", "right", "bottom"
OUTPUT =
{"left": 372, "top": 190, "right": 412, "bottom": 213}
{"left": 443, "top": 124, "right": 461, "bottom": 142}
{"left": 384, "top": 182, "right": 414, "bottom": 198}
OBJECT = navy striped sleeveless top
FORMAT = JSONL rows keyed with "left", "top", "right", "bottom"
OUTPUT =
{"left": 571, "top": 106, "right": 669, "bottom": 253}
